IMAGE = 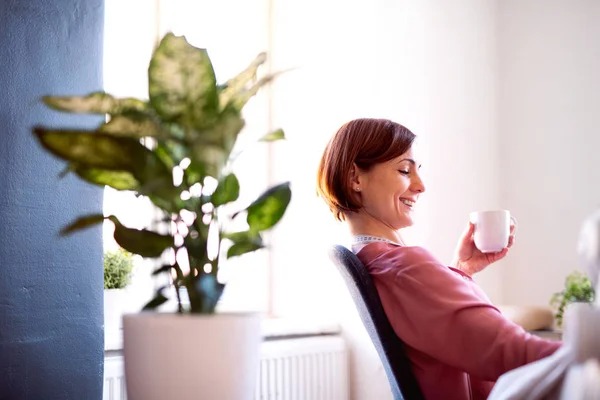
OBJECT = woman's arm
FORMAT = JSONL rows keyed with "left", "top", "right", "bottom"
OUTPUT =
{"left": 363, "top": 245, "right": 561, "bottom": 382}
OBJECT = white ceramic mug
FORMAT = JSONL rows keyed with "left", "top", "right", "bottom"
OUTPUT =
{"left": 469, "top": 210, "right": 517, "bottom": 253}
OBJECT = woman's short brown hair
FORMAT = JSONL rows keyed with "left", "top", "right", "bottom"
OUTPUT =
{"left": 316, "top": 118, "right": 416, "bottom": 221}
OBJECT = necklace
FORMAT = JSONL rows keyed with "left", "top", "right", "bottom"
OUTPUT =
{"left": 352, "top": 235, "right": 404, "bottom": 247}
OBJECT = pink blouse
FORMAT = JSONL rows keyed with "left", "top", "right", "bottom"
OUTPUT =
{"left": 356, "top": 242, "right": 562, "bottom": 400}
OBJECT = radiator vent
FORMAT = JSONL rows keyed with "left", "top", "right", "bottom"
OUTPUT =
{"left": 103, "top": 356, "right": 127, "bottom": 400}
{"left": 256, "top": 335, "right": 348, "bottom": 399}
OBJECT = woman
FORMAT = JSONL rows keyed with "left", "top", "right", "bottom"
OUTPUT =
{"left": 316, "top": 118, "right": 561, "bottom": 400}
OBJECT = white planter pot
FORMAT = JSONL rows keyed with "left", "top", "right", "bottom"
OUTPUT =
{"left": 123, "top": 312, "right": 261, "bottom": 400}
{"left": 104, "top": 289, "right": 126, "bottom": 333}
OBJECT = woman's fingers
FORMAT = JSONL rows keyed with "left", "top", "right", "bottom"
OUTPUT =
{"left": 508, "top": 234, "right": 515, "bottom": 248}
{"left": 460, "top": 222, "right": 475, "bottom": 243}
{"left": 491, "top": 247, "right": 509, "bottom": 262}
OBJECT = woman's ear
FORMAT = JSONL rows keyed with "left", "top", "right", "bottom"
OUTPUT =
{"left": 350, "top": 163, "right": 363, "bottom": 192}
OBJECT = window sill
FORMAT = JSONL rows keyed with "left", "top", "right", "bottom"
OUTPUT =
{"left": 529, "top": 329, "right": 562, "bottom": 341}
{"left": 260, "top": 317, "right": 341, "bottom": 340}
{"left": 105, "top": 316, "right": 341, "bottom": 352}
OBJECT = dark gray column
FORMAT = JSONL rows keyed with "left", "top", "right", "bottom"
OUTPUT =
{"left": 0, "top": 1, "right": 105, "bottom": 399}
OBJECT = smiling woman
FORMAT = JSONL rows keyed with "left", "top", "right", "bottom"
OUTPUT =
{"left": 317, "top": 118, "right": 423, "bottom": 237}
{"left": 316, "top": 117, "right": 562, "bottom": 400}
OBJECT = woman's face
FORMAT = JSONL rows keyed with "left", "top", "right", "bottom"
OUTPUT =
{"left": 354, "top": 146, "right": 425, "bottom": 229}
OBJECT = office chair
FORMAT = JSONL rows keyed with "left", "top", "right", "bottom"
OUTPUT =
{"left": 329, "top": 245, "right": 424, "bottom": 400}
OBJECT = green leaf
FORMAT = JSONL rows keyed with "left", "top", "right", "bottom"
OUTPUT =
{"left": 34, "top": 128, "right": 156, "bottom": 172}
{"left": 209, "top": 107, "right": 245, "bottom": 149}
{"left": 99, "top": 111, "right": 168, "bottom": 139}
{"left": 148, "top": 33, "right": 218, "bottom": 128}
{"left": 223, "top": 230, "right": 264, "bottom": 258}
{"left": 60, "top": 214, "right": 105, "bottom": 236}
{"left": 219, "top": 52, "right": 267, "bottom": 108}
{"left": 107, "top": 216, "right": 173, "bottom": 258}
{"left": 74, "top": 166, "right": 140, "bottom": 191}
{"left": 153, "top": 142, "right": 178, "bottom": 170}
{"left": 230, "top": 74, "right": 276, "bottom": 111}
{"left": 259, "top": 129, "right": 285, "bottom": 142}
{"left": 190, "top": 143, "right": 226, "bottom": 180}
{"left": 211, "top": 174, "right": 240, "bottom": 207}
{"left": 189, "top": 107, "right": 245, "bottom": 179}
{"left": 228, "top": 239, "right": 264, "bottom": 259}
{"left": 143, "top": 290, "right": 169, "bottom": 310}
{"left": 245, "top": 182, "right": 292, "bottom": 232}
{"left": 222, "top": 230, "right": 256, "bottom": 241}
{"left": 33, "top": 128, "right": 176, "bottom": 204}
{"left": 43, "top": 92, "right": 147, "bottom": 114}
{"left": 227, "top": 242, "right": 264, "bottom": 258}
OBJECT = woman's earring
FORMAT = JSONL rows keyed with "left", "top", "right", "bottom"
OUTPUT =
{"left": 354, "top": 186, "right": 360, "bottom": 192}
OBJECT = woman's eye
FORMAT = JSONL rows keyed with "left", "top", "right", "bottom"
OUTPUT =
{"left": 398, "top": 170, "right": 410, "bottom": 175}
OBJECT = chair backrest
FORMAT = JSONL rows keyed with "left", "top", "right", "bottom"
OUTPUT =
{"left": 329, "top": 245, "right": 424, "bottom": 400}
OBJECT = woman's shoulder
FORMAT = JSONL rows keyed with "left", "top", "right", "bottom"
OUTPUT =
{"left": 356, "top": 243, "right": 478, "bottom": 293}
{"left": 356, "top": 242, "right": 441, "bottom": 269}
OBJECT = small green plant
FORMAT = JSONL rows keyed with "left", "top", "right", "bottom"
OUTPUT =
{"left": 550, "top": 271, "right": 595, "bottom": 328}
{"left": 32, "top": 33, "right": 291, "bottom": 314}
{"left": 104, "top": 248, "right": 134, "bottom": 290}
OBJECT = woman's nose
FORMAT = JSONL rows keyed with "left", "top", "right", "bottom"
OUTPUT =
{"left": 412, "top": 175, "right": 426, "bottom": 193}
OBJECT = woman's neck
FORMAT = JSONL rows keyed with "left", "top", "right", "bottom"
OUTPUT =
{"left": 346, "top": 212, "right": 405, "bottom": 245}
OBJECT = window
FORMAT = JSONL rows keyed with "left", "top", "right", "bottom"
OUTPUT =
{"left": 103, "top": 0, "right": 276, "bottom": 315}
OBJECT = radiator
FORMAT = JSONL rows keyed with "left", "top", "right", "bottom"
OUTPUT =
{"left": 256, "top": 335, "right": 349, "bottom": 400}
{"left": 103, "top": 335, "right": 349, "bottom": 400}
{"left": 104, "top": 356, "right": 127, "bottom": 400}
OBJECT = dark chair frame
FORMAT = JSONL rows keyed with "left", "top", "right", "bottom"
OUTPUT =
{"left": 329, "top": 245, "right": 424, "bottom": 400}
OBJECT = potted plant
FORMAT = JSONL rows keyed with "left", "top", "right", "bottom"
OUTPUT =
{"left": 103, "top": 247, "right": 134, "bottom": 336}
{"left": 550, "top": 270, "right": 596, "bottom": 328}
{"left": 33, "top": 33, "right": 291, "bottom": 400}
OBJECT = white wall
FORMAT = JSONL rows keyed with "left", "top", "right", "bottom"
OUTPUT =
{"left": 415, "top": 0, "right": 502, "bottom": 302}
{"left": 269, "top": 1, "right": 499, "bottom": 398}
{"left": 497, "top": 0, "right": 600, "bottom": 306}
{"left": 269, "top": 0, "right": 502, "bottom": 312}
{"left": 271, "top": 1, "right": 600, "bottom": 398}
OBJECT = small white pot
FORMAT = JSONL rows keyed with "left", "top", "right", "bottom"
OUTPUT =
{"left": 104, "top": 289, "right": 126, "bottom": 333}
{"left": 123, "top": 312, "right": 261, "bottom": 400}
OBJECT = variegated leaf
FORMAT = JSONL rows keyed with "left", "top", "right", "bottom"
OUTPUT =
{"left": 230, "top": 74, "right": 276, "bottom": 111}
{"left": 219, "top": 52, "right": 267, "bottom": 108}
{"left": 259, "top": 129, "right": 285, "bottom": 142}
{"left": 43, "top": 92, "right": 147, "bottom": 114}
{"left": 99, "top": 112, "right": 167, "bottom": 139}
{"left": 148, "top": 33, "right": 218, "bottom": 129}
{"left": 74, "top": 167, "right": 139, "bottom": 191}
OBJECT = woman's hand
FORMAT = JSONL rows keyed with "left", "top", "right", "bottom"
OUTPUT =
{"left": 451, "top": 222, "right": 515, "bottom": 276}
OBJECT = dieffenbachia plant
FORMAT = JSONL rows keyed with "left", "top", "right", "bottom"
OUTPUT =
{"left": 33, "top": 33, "right": 291, "bottom": 314}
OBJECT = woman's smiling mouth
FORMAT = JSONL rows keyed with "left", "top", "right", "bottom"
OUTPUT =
{"left": 400, "top": 198, "right": 416, "bottom": 208}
